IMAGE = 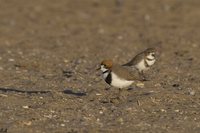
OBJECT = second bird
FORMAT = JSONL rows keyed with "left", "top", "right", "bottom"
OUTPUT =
{"left": 123, "top": 48, "right": 157, "bottom": 80}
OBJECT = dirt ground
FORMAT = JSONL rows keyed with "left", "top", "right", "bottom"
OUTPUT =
{"left": 0, "top": 0, "right": 200, "bottom": 132}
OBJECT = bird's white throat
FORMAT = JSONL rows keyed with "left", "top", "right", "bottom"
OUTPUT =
{"left": 100, "top": 65, "right": 109, "bottom": 79}
{"left": 146, "top": 54, "right": 155, "bottom": 60}
{"left": 146, "top": 53, "right": 156, "bottom": 66}
{"left": 100, "top": 65, "right": 108, "bottom": 73}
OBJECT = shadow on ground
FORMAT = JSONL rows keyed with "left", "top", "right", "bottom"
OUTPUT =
{"left": 0, "top": 88, "right": 86, "bottom": 96}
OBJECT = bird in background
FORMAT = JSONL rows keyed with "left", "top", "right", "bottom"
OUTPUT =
{"left": 123, "top": 48, "right": 157, "bottom": 81}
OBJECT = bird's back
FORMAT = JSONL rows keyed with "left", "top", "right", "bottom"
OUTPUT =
{"left": 123, "top": 52, "right": 144, "bottom": 66}
{"left": 112, "top": 65, "right": 140, "bottom": 81}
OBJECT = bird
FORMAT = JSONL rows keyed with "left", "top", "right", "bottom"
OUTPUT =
{"left": 123, "top": 48, "right": 157, "bottom": 80}
{"left": 97, "top": 59, "right": 140, "bottom": 89}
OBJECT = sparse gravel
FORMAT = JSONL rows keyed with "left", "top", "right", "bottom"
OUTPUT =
{"left": 0, "top": 0, "right": 200, "bottom": 133}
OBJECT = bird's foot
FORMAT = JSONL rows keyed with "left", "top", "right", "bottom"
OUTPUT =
{"left": 142, "top": 77, "right": 150, "bottom": 81}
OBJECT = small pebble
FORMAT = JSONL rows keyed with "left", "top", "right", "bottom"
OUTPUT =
{"left": 160, "top": 109, "right": 166, "bottom": 112}
{"left": 187, "top": 88, "right": 195, "bottom": 95}
{"left": 0, "top": 67, "right": 3, "bottom": 70}
{"left": 175, "top": 109, "right": 180, "bottom": 112}
{"left": 154, "top": 83, "right": 161, "bottom": 87}
{"left": 22, "top": 106, "right": 29, "bottom": 109}
{"left": 64, "top": 59, "right": 69, "bottom": 63}
{"left": 8, "top": 58, "right": 15, "bottom": 62}
{"left": 136, "top": 82, "right": 144, "bottom": 88}
{"left": 50, "top": 110, "right": 55, "bottom": 113}
{"left": 144, "top": 14, "right": 150, "bottom": 21}
{"left": 18, "top": 51, "right": 23, "bottom": 55}
{"left": 44, "top": 114, "right": 53, "bottom": 118}
{"left": 189, "top": 90, "right": 195, "bottom": 96}
{"left": 192, "top": 43, "right": 198, "bottom": 48}
{"left": 98, "top": 28, "right": 105, "bottom": 34}
{"left": 60, "top": 124, "right": 65, "bottom": 127}
{"left": 64, "top": 120, "right": 70, "bottom": 123}
{"left": 118, "top": 118, "right": 124, "bottom": 124}
{"left": 117, "top": 35, "right": 123, "bottom": 40}
{"left": 23, "top": 121, "right": 32, "bottom": 126}
{"left": 99, "top": 111, "right": 103, "bottom": 114}
{"left": 7, "top": 50, "right": 12, "bottom": 54}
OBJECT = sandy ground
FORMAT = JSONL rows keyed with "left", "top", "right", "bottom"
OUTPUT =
{"left": 0, "top": 0, "right": 200, "bottom": 132}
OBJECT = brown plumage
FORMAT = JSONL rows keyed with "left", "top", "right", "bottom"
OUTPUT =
{"left": 123, "top": 48, "right": 156, "bottom": 66}
{"left": 101, "top": 60, "right": 140, "bottom": 81}
{"left": 101, "top": 60, "right": 113, "bottom": 69}
{"left": 112, "top": 65, "right": 140, "bottom": 81}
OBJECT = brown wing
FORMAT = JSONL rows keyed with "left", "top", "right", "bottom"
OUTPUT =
{"left": 112, "top": 65, "right": 140, "bottom": 81}
{"left": 123, "top": 52, "right": 145, "bottom": 66}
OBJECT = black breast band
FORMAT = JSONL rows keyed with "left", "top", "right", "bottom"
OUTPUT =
{"left": 105, "top": 72, "right": 112, "bottom": 85}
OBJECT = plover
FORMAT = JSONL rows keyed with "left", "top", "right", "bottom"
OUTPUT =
{"left": 123, "top": 48, "right": 157, "bottom": 80}
{"left": 98, "top": 59, "right": 140, "bottom": 88}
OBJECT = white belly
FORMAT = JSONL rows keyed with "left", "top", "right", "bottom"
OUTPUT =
{"left": 135, "top": 60, "right": 147, "bottom": 72}
{"left": 111, "top": 72, "right": 134, "bottom": 88}
{"left": 146, "top": 59, "right": 155, "bottom": 66}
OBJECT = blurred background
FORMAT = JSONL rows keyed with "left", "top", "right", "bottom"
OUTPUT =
{"left": 0, "top": 0, "right": 200, "bottom": 132}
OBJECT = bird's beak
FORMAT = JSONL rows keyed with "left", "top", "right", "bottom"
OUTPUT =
{"left": 96, "top": 66, "right": 101, "bottom": 71}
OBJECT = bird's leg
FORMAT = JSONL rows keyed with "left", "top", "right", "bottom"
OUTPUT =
{"left": 118, "top": 88, "right": 126, "bottom": 100}
{"left": 140, "top": 71, "right": 149, "bottom": 81}
{"left": 115, "top": 88, "right": 121, "bottom": 99}
{"left": 105, "top": 87, "right": 111, "bottom": 91}
{"left": 109, "top": 88, "right": 122, "bottom": 104}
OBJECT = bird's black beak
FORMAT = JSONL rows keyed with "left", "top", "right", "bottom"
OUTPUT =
{"left": 96, "top": 66, "right": 101, "bottom": 71}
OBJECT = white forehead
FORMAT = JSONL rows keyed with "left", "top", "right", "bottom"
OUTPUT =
{"left": 147, "top": 53, "right": 155, "bottom": 60}
{"left": 100, "top": 65, "right": 108, "bottom": 72}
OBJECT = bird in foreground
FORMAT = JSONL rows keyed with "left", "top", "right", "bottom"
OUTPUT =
{"left": 97, "top": 59, "right": 140, "bottom": 89}
{"left": 123, "top": 48, "right": 157, "bottom": 80}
